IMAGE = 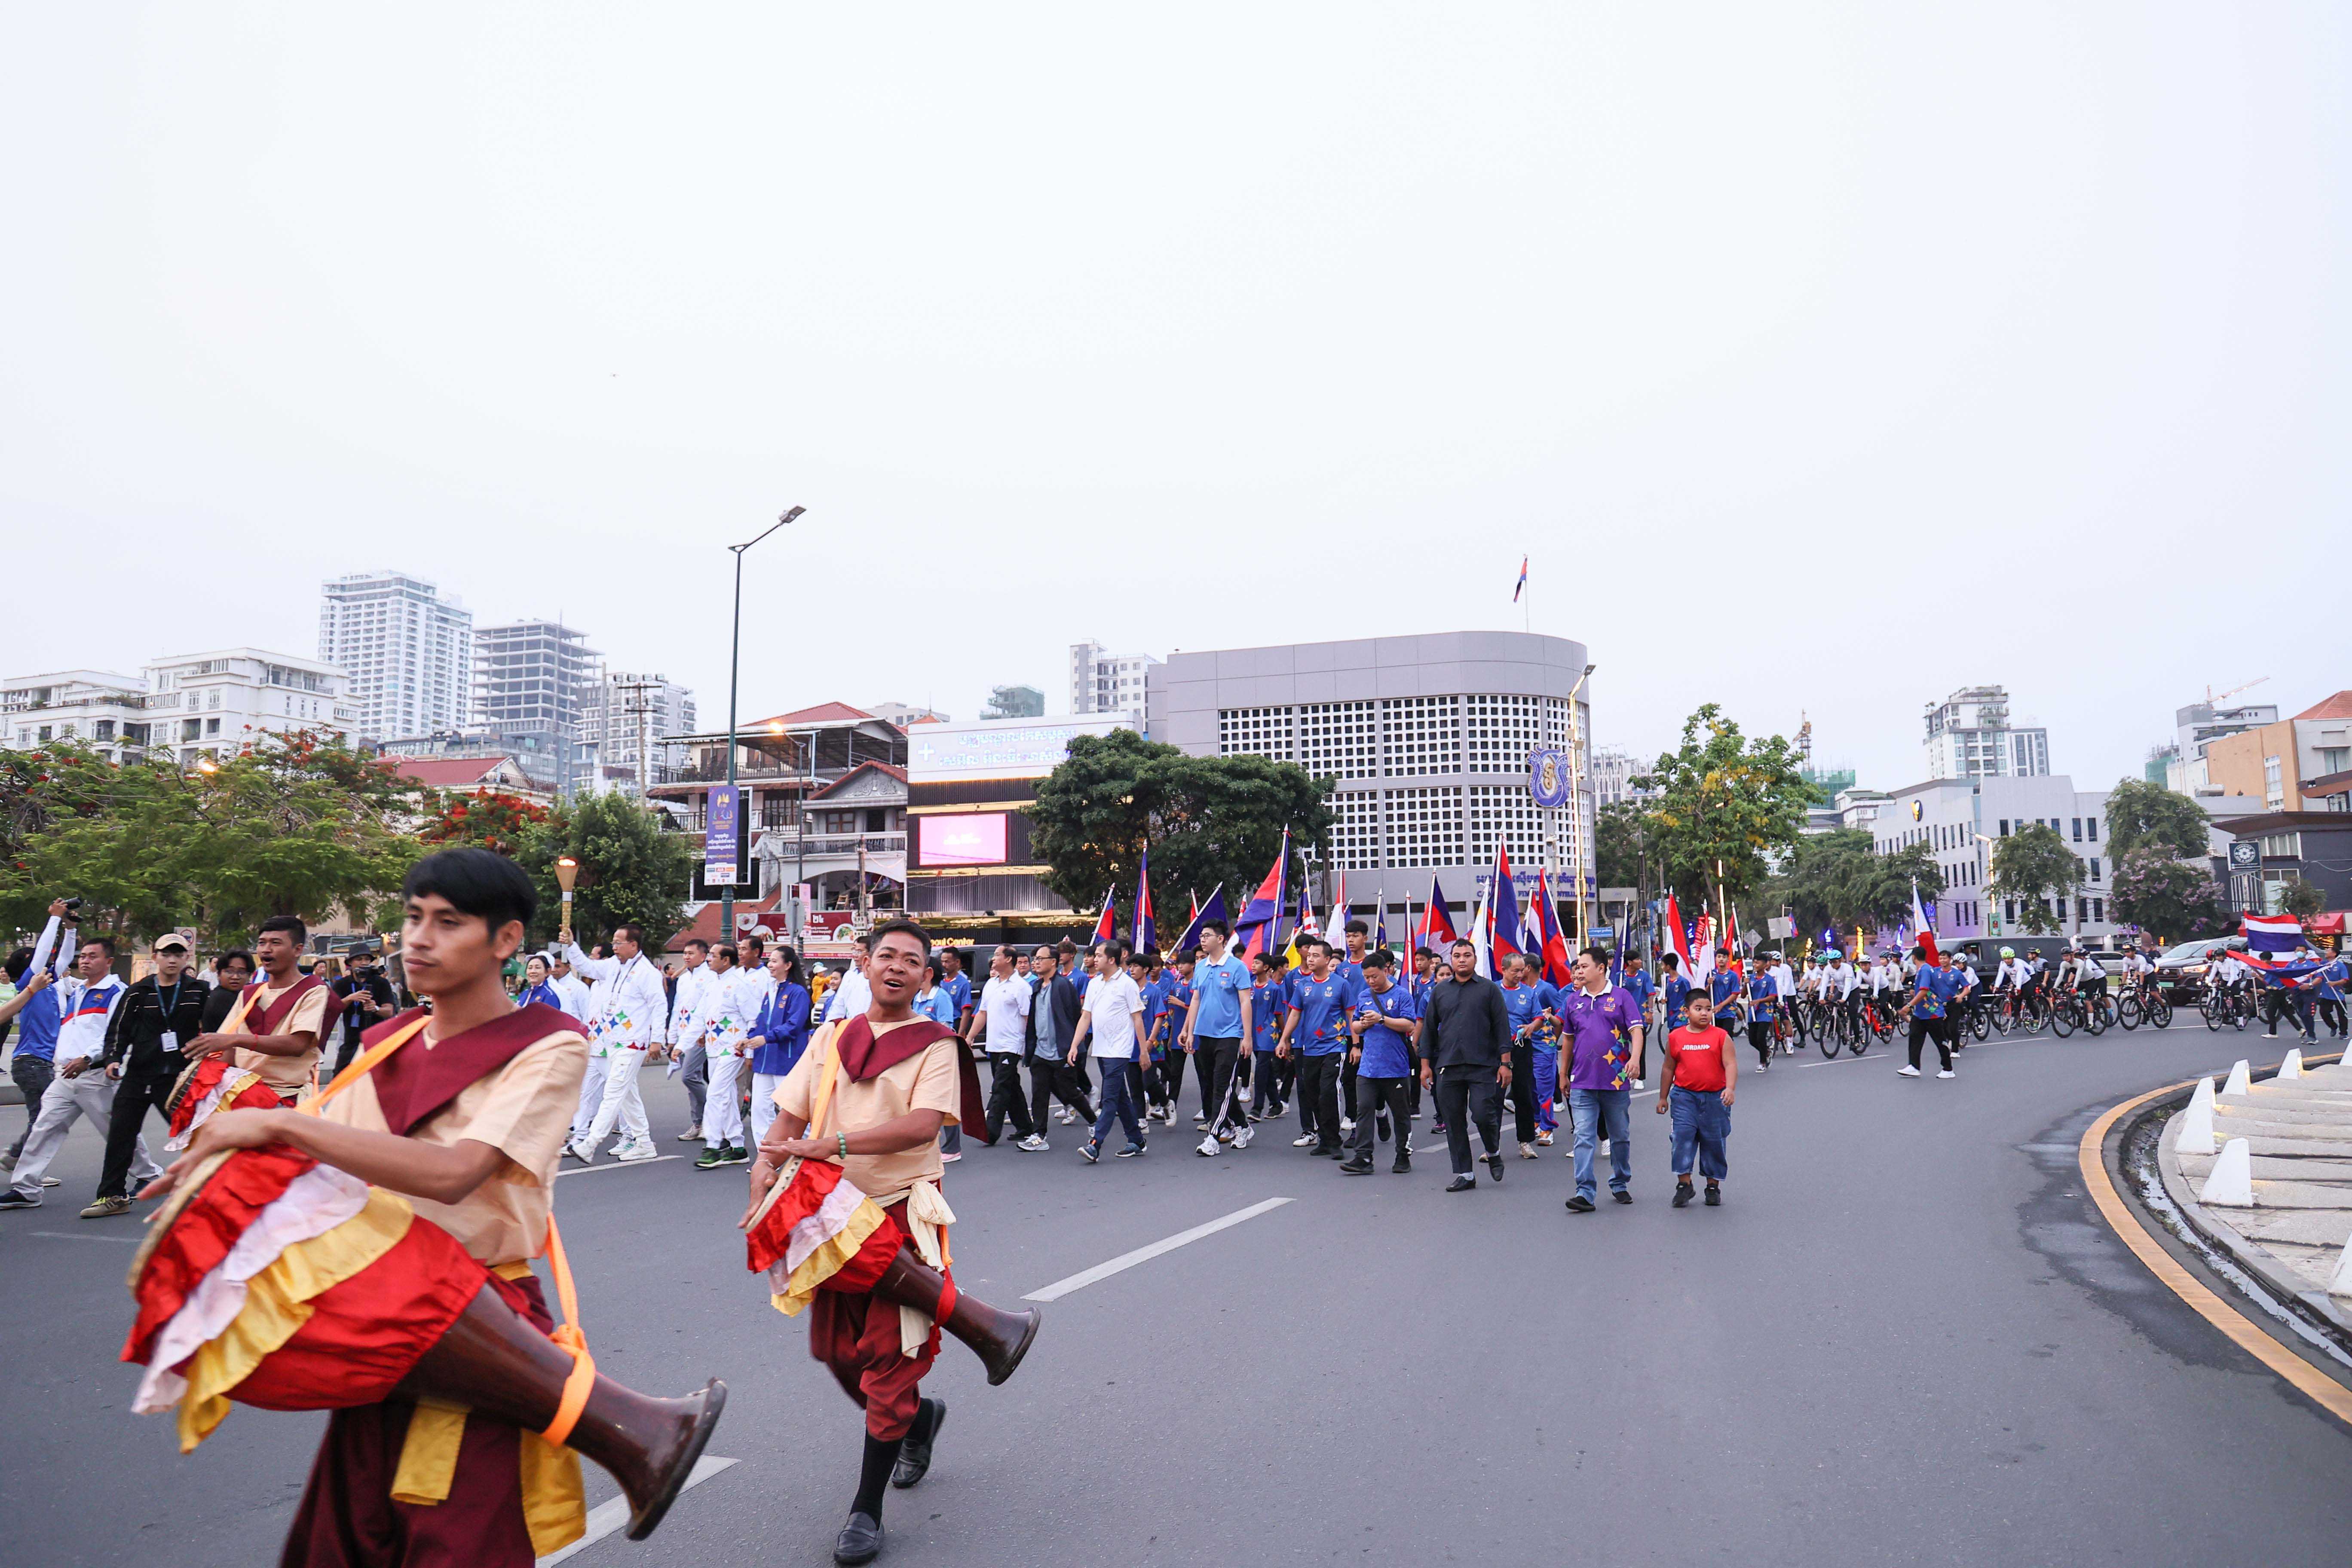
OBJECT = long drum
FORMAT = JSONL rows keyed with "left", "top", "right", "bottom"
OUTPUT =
{"left": 160, "top": 1054, "right": 288, "bottom": 1151}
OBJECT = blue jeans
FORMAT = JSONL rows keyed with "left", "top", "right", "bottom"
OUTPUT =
{"left": 1091, "top": 1057, "right": 1146, "bottom": 1149}
{"left": 1667, "top": 1085, "right": 1729, "bottom": 1181}
{"left": 1568, "top": 1087, "right": 1631, "bottom": 1198}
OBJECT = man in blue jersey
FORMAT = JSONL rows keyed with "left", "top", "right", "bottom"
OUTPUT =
{"left": 1334, "top": 921, "right": 1371, "bottom": 1135}
{"left": 1340, "top": 949, "right": 1418, "bottom": 1175}
{"left": 1247, "top": 949, "right": 1288, "bottom": 1121}
{"left": 1500, "top": 952, "right": 1561, "bottom": 1157}
{"left": 1277, "top": 938, "right": 1351, "bottom": 1157}
{"left": 1181, "top": 925, "right": 1255, "bottom": 1155}
{"left": 0, "top": 903, "right": 71, "bottom": 1169}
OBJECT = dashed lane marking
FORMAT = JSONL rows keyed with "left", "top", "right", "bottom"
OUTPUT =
{"left": 1023, "top": 1197, "right": 1295, "bottom": 1302}
{"left": 556, "top": 1155, "right": 683, "bottom": 1178}
{"left": 535, "top": 1455, "right": 737, "bottom": 1565}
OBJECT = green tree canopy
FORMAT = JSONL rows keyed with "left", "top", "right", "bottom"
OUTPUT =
{"left": 1027, "top": 729, "right": 1333, "bottom": 928}
{"left": 1632, "top": 705, "right": 1814, "bottom": 913}
{"left": 2103, "top": 778, "right": 2214, "bottom": 860}
{"left": 1766, "top": 828, "right": 1945, "bottom": 943}
{"left": 516, "top": 793, "right": 693, "bottom": 951}
{"left": 2278, "top": 876, "right": 2328, "bottom": 920}
{"left": 2109, "top": 848, "right": 2230, "bottom": 945}
{"left": 1989, "top": 823, "right": 2082, "bottom": 935}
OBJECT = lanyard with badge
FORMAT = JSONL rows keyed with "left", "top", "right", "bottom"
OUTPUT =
{"left": 157, "top": 977, "right": 186, "bottom": 1056}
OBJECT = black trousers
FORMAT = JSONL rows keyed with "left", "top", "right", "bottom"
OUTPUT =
{"left": 1509, "top": 1044, "right": 1539, "bottom": 1144}
{"left": 1194, "top": 1038, "right": 1246, "bottom": 1135}
{"left": 1347, "top": 1076, "right": 1412, "bottom": 1167}
{"left": 1907, "top": 1016, "right": 1954, "bottom": 1072}
{"left": 1295, "top": 1054, "right": 1344, "bottom": 1151}
{"left": 100, "top": 1069, "right": 178, "bottom": 1199}
{"left": 1027, "top": 1055, "right": 1094, "bottom": 1131}
{"left": 1434, "top": 1065, "right": 1502, "bottom": 1175}
{"left": 1747, "top": 1021, "right": 1773, "bottom": 1068}
{"left": 1339, "top": 1051, "right": 1359, "bottom": 1125}
{"left": 983, "top": 1053, "right": 1035, "bottom": 1144}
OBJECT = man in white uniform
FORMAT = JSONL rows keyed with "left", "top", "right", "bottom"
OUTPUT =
{"left": 668, "top": 939, "right": 716, "bottom": 1142}
{"left": 680, "top": 942, "right": 757, "bottom": 1168}
{"left": 565, "top": 925, "right": 665, "bottom": 1163}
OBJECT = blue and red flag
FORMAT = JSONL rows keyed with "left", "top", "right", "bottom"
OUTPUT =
{"left": 1488, "top": 841, "right": 1525, "bottom": 979}
{"left": 1090, "top": 890, "right": 1118, "bottom": 946}
{"left": 1512, "top": 555, "right": 1528, "bottom": 603}
{"left": 2241, "top": 913, "right": 2303, "bottom": 955}
{"left": 1528, "top": 864, "right": 1574, "bottom": 987}
{"left": 1237, "top": 831, "right": 1289, "bottom": 958}
{"left": 1414, "top": 873, "right": 1459, "bottom": 957}
{"left": 1372, "top": 886, "right": 1390, "bottom": 956}
{"left": 1135, "top": 851, "right": 1156, "bottom": 955}
{"left": 1171, "top": 885, "right": 1228, "bottom": 955}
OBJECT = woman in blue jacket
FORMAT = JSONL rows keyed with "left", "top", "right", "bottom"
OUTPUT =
{"left": 744, "top": 946, "right": 812, "bottom": 1147}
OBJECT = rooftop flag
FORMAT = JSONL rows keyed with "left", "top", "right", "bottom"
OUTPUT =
{"left": 1513, "top": 555, "right": 1529, "bottom": 602}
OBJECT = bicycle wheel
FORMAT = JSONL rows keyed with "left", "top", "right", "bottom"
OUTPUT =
{"left": 1991, "top": 1000, "right": 2015, "bottom": 1038}
{"left": 1816, "top": 1020, "right": 1842, "bottom": 1059}
{"left": 2231, "top": 999, "right": 2249, "bottom": 1032}
{"left": 1969, "top": 1005, "right": 1990, "bottom": 1042}
{"left": 2050, "top": 999, "right": 2076, "bottom": 1038}
{"left": 2086, "top": 999, "right": 2110, "bottom": 1037}
{"left": 2021, "top": 998, "right": 2049, "bottom": 1037}
{"left": 1849, "top": 1018, "right": 1870, "bottom": 1057}
{"left": 2153, "top": 998, "right": 2174, "bottom": 1029}
{"left": 2117, "top": 994, "right": 2142, "bottom": 1031}
{"left": 2203, "top": 997, "right": 2224, "bottom": 1031}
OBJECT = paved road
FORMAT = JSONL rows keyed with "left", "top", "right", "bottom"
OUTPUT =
{"left": 6, "top": 1020, "right": 2351, "bottom": 1567}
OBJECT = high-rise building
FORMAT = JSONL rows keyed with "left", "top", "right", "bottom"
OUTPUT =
{"left": 1923, "top": 685, "right": 2048, "bottom": 781}
{"left": 318, "top": 571, "right": 474, "bottom": 742}
{"left": 583, "top": 671, "right": 697, "bottom": 796}
{"left": 1590, "top": 746, "right": 1639, "bottom": 809}
{"left": 1069, "top": 640, "right": 1159, "bottom": 715}
{"left": 472, "top": 620, "right": 602, "bottom": 797}
{"left": 2154, "top": 697, "right": 2283, "bottom": 795}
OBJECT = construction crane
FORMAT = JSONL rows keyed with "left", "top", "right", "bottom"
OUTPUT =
{"left": 2205, "top": 676, "right": 2270, "bottom": 709}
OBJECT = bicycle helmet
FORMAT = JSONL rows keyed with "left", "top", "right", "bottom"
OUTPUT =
{"left": 1999, "top": 946, "right": 2015, "bottom": 959}
{"left": 1825, "top": 948, "right": 1842, "bottom": 960}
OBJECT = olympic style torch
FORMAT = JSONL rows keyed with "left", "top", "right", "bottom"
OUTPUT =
{"left": 556, "top": 857, "right": 579, "bottom": 946}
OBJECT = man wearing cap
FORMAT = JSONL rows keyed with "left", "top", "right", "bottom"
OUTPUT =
{"left": 81, "top": 932, "right": 214, "bottom": 1216}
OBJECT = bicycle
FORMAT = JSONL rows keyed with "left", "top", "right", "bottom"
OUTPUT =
{"left": 2116, "top": 975, "right": 2170, "bottom": 1032}
{"left": 2202, "top": 986, "right": 2251, "bottom": 1032}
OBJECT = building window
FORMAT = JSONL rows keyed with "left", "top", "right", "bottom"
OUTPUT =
{"left": 2322, "top": 747, "right": 2350, "bottom": 775}
{"left": 2070, "top": 818, "right": 2082, "bottom": 842}
{"left": 2264, "top": 755, "right": 2283, "bottom": 807}
{"left": 2092, "top": 897, "right": 2104, "bottom": 923}
{"left": 1998, "top": 819, "right": 2009, "bottom": 836}
{"left": 2087, "top": 817, "right": 2099, "bottom": 842}
{"left": 2088, "top": 858, "right": 2100, "bottom": 882}
{"left": 2076, "top": 896, "right": 2089, "bottom": 922}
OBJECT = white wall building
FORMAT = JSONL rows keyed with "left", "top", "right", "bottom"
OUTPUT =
{"left": 318, "top": 570, "right": 474, "bottom": 742}
{"left": 582, "top": 671, "right": 698, "bottom": 796}
{"left": 2159, "top": 697, "right": 2280, "bottom": 796}
{"left": 867, "top": 700, "right": 950, "bottom": 728}
{"left": 1590, "top": 746, "right": 1640, "bottom": 809}
{"left": 3, "top": 652, "right": 355, "bottom": 766}
{"left": 1069, "top": 640, "right": 1159, "bottom": 716}
{"left": 1873, "top": 774, "right": 2116, "bottom": 950}
{"left": 1924, "top": 685, "right": 2050, "bottom": 781}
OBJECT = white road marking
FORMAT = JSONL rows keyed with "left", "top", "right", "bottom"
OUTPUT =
{"left": 556, "top": 1155, "right": 683, "bottom": 1178}
{"left": 535, "top": 1455, "right": 737, "bottom": 1565}
{"left": 1023, "top": 1197, "right": 1293, "bottom": 1302}
{"left": 28, "top": 1230, "right": 138, "bottom": 1243}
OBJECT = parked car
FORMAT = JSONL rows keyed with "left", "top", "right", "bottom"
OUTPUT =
{"left": 2153, "top": 936, "right": 2242, "bottom": 1004}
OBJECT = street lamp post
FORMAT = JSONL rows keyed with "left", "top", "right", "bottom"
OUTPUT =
{"left": 722, "top": 505, "right": 805, "bottom": 943}
{"left": 1566, "top": 663, "right": 1596, "bottom": 945}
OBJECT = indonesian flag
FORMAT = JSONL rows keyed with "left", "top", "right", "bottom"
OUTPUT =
{"left": 2241, "top": 913, "right": 2303, "bottom": 955}
{"left": 744, "top": 1157, "right": 896, "bottom": 1316}
{"left": 1911, "top": 880, "right": 1939, "bottom": 965}
{"left": 1663, "top": 893, "right": 1695, "bottom": 975}
{"left": 1691, "top": 913, "right": 1715, "bottom": 979}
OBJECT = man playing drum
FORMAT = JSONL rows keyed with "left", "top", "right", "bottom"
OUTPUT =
{"left": 183, "top": 914, "right": 331, "bottom": 1104}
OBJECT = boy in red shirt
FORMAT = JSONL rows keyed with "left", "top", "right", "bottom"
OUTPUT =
{"left": 1655, "top": 989, "right": 1736, "bottom": 1207}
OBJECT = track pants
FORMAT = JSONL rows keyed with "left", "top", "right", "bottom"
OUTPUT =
{"left": 700, "top": 1053, "right": 743, "bottom": 1148}
{"left": 1907, "top": 1016, "right": 1953, "bottom": 1072}
{"left": 1295, "top": 1054, "right": 1344, "bottom": 1152}
{"left": 751, "top": 1071, "right": 787, "bottom": 1145}
{"left": 10, "top": 1071, "right": 160, "bottom": 1200}
{"left": 983, "top": 1052, "right": 1035, "bottom": 1143}
{"left": 1346, "top": 1076, "right": 1412, "bottom": 1167}
{"left": 680, "top": 1044, "right": 709, "bottom": 1133}
{"left": 581, "top": 1047, "right": 651, "bottom": 1151}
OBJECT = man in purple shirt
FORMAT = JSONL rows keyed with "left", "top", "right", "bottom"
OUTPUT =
{"left": 1559, "top": 944, "right": 1646, "bottom": 1213}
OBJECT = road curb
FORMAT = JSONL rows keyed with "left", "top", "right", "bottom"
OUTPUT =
{"left": 2079, "top": 1054, "right": 2352, "bottom": 1428}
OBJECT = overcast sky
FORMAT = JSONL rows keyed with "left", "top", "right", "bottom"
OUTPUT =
{"left": 5, "top": 5, "right": 2345, "bottom": 790}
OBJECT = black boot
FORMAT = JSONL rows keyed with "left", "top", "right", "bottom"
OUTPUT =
{"left": 837, "top": 1433, "right": 901, "bottom": 1564}
{"left": 892, "top": 1397, "right": 945, "bottom": 1488}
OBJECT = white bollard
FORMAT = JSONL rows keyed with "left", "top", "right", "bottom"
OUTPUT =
{"left": 2279, "top": 1048, "right": 2305, "bottom": 1080}
{"left": 2223, "top": 1059, "right": 2253, "bottom": 1096}
{"left": 2174, "top": 1078, "right": 2217, "bottom": 1155}
{"left": 2331, "top": 1234, "right": 2352, "bottom": 1298}
{"left": 2200, "top": 1137, "right": 2254, "bottom": 1207}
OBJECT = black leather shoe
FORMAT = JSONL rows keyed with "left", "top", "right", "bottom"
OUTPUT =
{"left": 1391, "top": 1160, "right": 1411, "bottom": 1175}
{"left": 1445, "top": 1174, "right": 1476, "bottom": 1192}
{"left": 1338, "top": 1158, "right": 1372, "bottom": 1175}
{"left": 1565, "top": 1194, "right": 1596, "bottom": 1213}
{"left": 835, "top": 1511, "right": 884, "bottom": 1564}
{"left": 1612, "top": 1188, "right": 1632, "bottom": 1204}
{"left": 1485, "top": 1153, "right": 1504, "bottom": 1183}
{"left": 892, "top": 1397, "right": 944, "bottom": 1488}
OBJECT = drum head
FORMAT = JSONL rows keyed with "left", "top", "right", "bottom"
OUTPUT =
{"left": 161, "top": 1055, "right": 218, "bottom": 1119}
{"left": 127, "top": 1147, "right": 236, "bottom": 1289}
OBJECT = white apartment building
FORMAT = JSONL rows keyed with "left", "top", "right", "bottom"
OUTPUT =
{"left": 472, "top": 619, "right": 601, "bottom": 796}
{"left": 1923, "top": 685, "right": 2050, "bottom": 781}
{"left": 1873, "top": 774, "right": 2116, "bottom": 950}
{"left": 1070, "top": 640, "right": 1159, "bottom": 716}
{"left": 2156, "top": 698, "right": 2280, "bottom": 796}
{"left": 318, "top": 571, "right": 474, "bottom": 742}
{"left": 582, "top": 671, "right": 698, "bottom": 796}
{"left": 3, "top": 651, "right": 354, "bottom": 766}
{"left": 1590, "top": 746, "right": 1639, "bottom": 809}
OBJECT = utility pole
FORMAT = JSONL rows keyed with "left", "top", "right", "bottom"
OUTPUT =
{"left": 723, "top": 506, "right": 805, "bottom": 943}
{"left": 1566, "top": 663, "right": 1596, "bottom": 944}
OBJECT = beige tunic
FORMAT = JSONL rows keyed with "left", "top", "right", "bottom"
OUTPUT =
{"left": 776, "top": 1020, "right": 959, "bottom": 1203}
{"left": 319, "top": 1020, "right": 588, "bottom": 1267}
{"left": 233, "top": 978, "right": 331, "bottom": 1094}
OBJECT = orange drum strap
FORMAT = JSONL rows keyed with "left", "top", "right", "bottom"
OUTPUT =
{"left": 297, "top": 1014, "right": 432, "bottom": 1115}
{"left": 538, "top": 1217, "right": 596, "bottom": 1446}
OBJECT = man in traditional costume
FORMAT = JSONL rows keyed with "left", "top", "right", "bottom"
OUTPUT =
{"left": 141, "top": 849, "right": 723, "bottom": 1565}
{"left": 185, "top": 915, "right": 331, "bottom": 1105}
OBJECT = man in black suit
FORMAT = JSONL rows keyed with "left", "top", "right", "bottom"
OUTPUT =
{"left": 1024, "top": 944, "right": 1093, "bottom": 1146}
{"left": 1417, "top": 938, "right": 1512, "bottom": 1191}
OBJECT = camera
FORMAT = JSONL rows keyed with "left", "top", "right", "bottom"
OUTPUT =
{"left": 63, "top": 897, "right": 83, "bottom": 913}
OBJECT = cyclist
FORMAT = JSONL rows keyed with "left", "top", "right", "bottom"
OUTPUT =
{"left": 2211, "top": 947, "right": 2251, "bottom": 1009}
{"left": 1825, "top": 949, "right": 1865, "bottom": 1037}
{"left": 2063, "top": 946, "right": 2109, "bottom": 1019}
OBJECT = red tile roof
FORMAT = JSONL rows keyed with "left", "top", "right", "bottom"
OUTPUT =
{"left": 2294, "top": 691, "right": 2352, "bottom": 721}
{"left": 381, "top": 756, "right": 515, "bottom": 787}
{"left": 810, "top": 760, "right": 908, "bottom": 799}
{"left": 745, "top": 701, "right": 874, "bottom": 729}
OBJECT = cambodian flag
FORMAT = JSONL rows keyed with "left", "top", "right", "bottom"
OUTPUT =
{"left": 1172, "top": 885, "right": 1228, "bottom": 954}
{"left": 1091, "top": 891, "right": 1118, "bottom": 946}
{"left": 1512, "top": 555, "right": 1528, "bottom": 602}
{"left": 1528, "top": 865, "right": 1574, "bottom": 987}
{"left": 1489, "top": 842, "right": 1525, "bottom": 979}
{"left": 2241, "top": 913, "right": 2303, "bottom": 955}
{"left": 1236, "top": 831, "right": 1289, "bottom": 958}
{"left": 1910, "top": 880, "right": 1939, "bottom": 965}
{"left": 1415, "top": 873, "right": 1458, "bottom": 956}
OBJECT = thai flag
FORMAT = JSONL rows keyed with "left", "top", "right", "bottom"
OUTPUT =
{"left": 1512, "top": 555, "right": 1528, "bottom": 602}
{"left": 1528, "top": 865, "right": 1574, "bottom": 986}
{"left": 1415, "top": 873, "right": 1458, "bottom": 956}
{"left": 1236, "top": 831, "right": 1289, "bottom": 958}
{"left": 1134, "top": 852, "right": 1156, "bottom": 955}
{"left": 1911, "top": 880, "right": 1939, "bottom": 965}
{"left": 2241, "top": 913, "right": 2303, "bottom": 955}
{"left": 1488, "top": 842, "right": 1525, "bottom": 979}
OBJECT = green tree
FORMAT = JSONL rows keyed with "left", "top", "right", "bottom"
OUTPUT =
{"left": 2278, "top": 876, "right": 2328, "bottom": 920}
{"left": 1989, "top": 823, "right": 2082, "bottom": 935}
{"left": 2109, "top": 848, "right": 2229, "bottom": 945}
{"left": 1767, "top": 829, "right": 1945, "bottom": 943}
{"left": 1027, "top": 729, "right": 1333, "bottom": 927}
{"left": 516, "top": 793, "right": 693, "bottom": 950}
{"left": 2103, "top": 778, "right": 2213, "bottom": 860}
{"left": 1633, "top": 705, "right": 1814, "bottom": 916}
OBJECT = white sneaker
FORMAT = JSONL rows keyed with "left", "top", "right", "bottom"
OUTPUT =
{"left": 1292, "top": 1133, "right": 1317, "bottom": 1148}
{"left": 1896, "top": 1066, "right": 1922, "bottom": 1077}
{"left": 615, "top": 1140, "right": 659, "bottom": 1161}
{"left": 1340, "top": 1118, "right": 1356, "bottom": 1133}
{"left": 1519, "top": 1142, "right": 1538, "bottom": 1160}
{"left": 1599, "top": 1139, "right": 1611, "bottom": 1157}
{"left": 1017, "top": 1135, "right": 1050, "bottom": 1152}
{"left": 940, "top": 1150, "right": 962, "bottom": 1163}
{"left": 566, "top": 1139, "right": 596, "bottom": 1163}
{"left": 1234, "top": 1125, "right": 1254, "bottom": 1150}
{"left": 1630, "top": 1079, "right": 1646, "bottom": 1090}
{"left": 1936, "top": 1069, "right": 1956, "bottom": 1080}
{"left": 1196, "top": 1136, "right": 1221, "bottom": 1158}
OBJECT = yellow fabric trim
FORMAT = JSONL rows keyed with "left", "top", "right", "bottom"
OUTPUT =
{"left": 521, "top": 1433, "right": 588, "bottom": 1556}
{"left": 769, "top": 1197, "right": 890, "bottom": 1317}
{"left": 172, "top": 1189, "right": 417, "bottom": 1452}
{"left": 491, "top": 1260, "right": 535, "bottom": 1281}
{"left": 389, "top": 1399, "right": 468, "bottom": 1504}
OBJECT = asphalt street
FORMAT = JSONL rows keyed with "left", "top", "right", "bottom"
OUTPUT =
{"left": 6, "top": 1019, "right": 2352, "bottom": 1568}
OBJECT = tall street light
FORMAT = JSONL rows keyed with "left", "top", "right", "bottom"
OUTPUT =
{"left": 1566, "top": 662, "right": 1596, "bottom": 946}
{"left": 723, "top": 505, "right": 805, "bottom": 943}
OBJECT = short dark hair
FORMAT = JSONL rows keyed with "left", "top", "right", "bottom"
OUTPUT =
{"left": 3, "top": 947, "right": 29, "bottom": 984}
{"left": 926, "top": 957, "right": 944, "bottom": 983}
{"left": 714, "top": 942, "right": 738, "bottom": 965}
{"left": 613, "top": 923, "right": 646, "bottom": 948}
{"left": 1344, "top": 919, "right": 1368, "bottom": 937}
{"left": 1094, "top": 939, "right": 1126, "bottom": 963}
{"left": 773, "top": 946, "right": 804, "bottom": 985}
{"left": 402, "top": 849, "right": 538, "bottom": 934}
{"left": 1057, "top": 938, "right": 1078, "bottom": 957}
{"left": 1300, "top": 935, "right": 1330, "bottom": 956}
{"left": 869, "top": 917, "right": 932, "bottom": 956}
{"left": 79, "top": 933, "right": 118, "bottom": 960}
{"left": 216, "top": 949, "right": 254, "bottom": 975}
{"left": 1032, "top": 944, "right": 1057, "bottom": 960}
{"left": 1659, "top": 951, "right": 1680, "bottom": 970}
{"left": 1450, "top": 937, "right": 1476, "bottom": 954}
{"left": 257, "top": 915, "right": 308, "bottom": 946}
{"left": 1201, "top": 918, "right": 1230, "bottom": 940}
{"left": 683, "top": 938, "right": 709, "bottom": 954}
{"left": 1175, "top": 946, "right": 1199, "bottom": 965}
{"left": 1364, "top": 947, "right": 1396, "bottom": 971}
{"left": 1125, "top": 950, "right": 1148, "bottom": 968}
{"left": 1578, "top": 945, "right": 1610, "bottom": 968}
{"left": 995, "top": 943, "right": 1020, "bottom": 965}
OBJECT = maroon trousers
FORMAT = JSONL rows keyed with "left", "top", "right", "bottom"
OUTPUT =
{"left": 808, "top": 1206, "right": 940, "bottom": 1440}
{"left": 278, "top": 1275, "right": 550, "bottom": 1568}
